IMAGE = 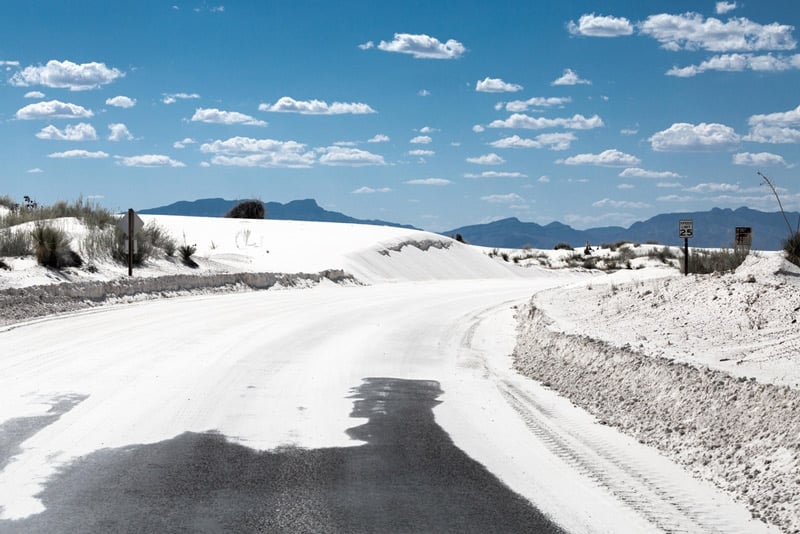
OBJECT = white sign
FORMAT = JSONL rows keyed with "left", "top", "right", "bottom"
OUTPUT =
{"left": 116, "top": 211, "right": 144, "bottom": 236}
{"left": 679, "top": 219, "right": 694, "bottom": 239}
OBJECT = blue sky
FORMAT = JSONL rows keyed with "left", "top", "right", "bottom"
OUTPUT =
{"left": 2, "top": 1, "right": 800, "bottom": 231}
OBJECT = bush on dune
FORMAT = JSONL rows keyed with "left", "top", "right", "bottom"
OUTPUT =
{"left": 225, "top": 200, "right": 265, "bottom": 219}
{"left": 31, "top": 223, "right": 83, "bottom": 269}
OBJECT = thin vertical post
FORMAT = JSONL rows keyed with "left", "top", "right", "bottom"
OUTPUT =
{"left": 128, "top": 208, "right": 134, "bottom": 277}
{"left": 684, "top": 237, "right": 689, "bottom": 276}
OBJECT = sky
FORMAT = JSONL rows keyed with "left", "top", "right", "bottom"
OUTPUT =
{"left": 1, "top": 0, "right": 800, "bottom": 232}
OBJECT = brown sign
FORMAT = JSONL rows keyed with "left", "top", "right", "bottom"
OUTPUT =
{"left": 735, "top": 227, "right": 752, "bottom": 246}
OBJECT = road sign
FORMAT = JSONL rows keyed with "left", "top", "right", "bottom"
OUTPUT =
{"left": 116, "top": 211, "right": 144, "bottom": 236}
{"left": 679, "top": 219, "right": 694, "bottom": 239}
{"left": 735, "top": 227, "right": 752, "bottom": 247}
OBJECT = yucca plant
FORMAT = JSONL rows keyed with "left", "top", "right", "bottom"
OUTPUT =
{"left": 30, "top": 223, "right": 82, "bottom": 269}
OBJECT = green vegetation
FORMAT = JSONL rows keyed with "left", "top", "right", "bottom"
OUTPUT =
{"left": 31, "top": 223, "right": 83, "bottom": 269}
{"left": 225, "top": 199, "right": 266, "bottom": 219}
{"left": 0, "top": 195, "right": 114, "bottom": 229}
{"left": 683, "top": 248, "right": 749, "bottom": 274}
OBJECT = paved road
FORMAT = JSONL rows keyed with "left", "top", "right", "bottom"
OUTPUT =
{"left": 0, "top": 280, "right": 778, "bottom": 533}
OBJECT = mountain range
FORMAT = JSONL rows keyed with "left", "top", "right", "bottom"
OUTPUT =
{"left": 140, "top": 199, "right": 798, "bottom": 251}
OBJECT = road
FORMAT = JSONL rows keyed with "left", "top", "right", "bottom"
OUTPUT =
{"left": 0, "top": 279, "right": 777, "bottom": 533}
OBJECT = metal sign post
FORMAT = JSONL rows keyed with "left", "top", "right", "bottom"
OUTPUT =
{"left": 116, "top": 209, "right": 144, "bottom": 276}
{"left": 679, "top": 219, "right": 694, "bottom": 276}
{"left": 735, "top": 226, "right": 752, "bottom": 255}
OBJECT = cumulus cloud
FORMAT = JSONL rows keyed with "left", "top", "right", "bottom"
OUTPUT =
{"left": 592, "top": 198, "right": 651, "bottom": 209}
{"left": 418, "top": 126, "right": 437, "bottom": 134}
{"left": 464, "top": 171, "right": 527, "bottom": 179}
{"left": 259, "top": 96, "right": 375, "bottom": 115}
{"left": 105, "top": 95, "right": 136, "bottom": 108}
{"left": 489, "top": 133, "right": 576, "bottom": 151}
{"left": 472, "top": 124, "right": 485, "bottom": 133}
{"left": 567, "top": 14, "right": 634, "bottom": 37}
{"left": 108, "top": 123, "right": 133, "bottom": 141}
{"left": 481, "top": 193, "right": 524, "bottom": 204}
{"left": 374, "top": 33, "right": 466, "bottom": 59}
{"left": 733, "top": 151, "right": 789, "bottom": 166}
{"left": 418, "top": 89, "right": 431, "bottom": 97}
{"left": 24, "top": 91, "right": 45, "bottom": 99}
{"left": 405, "top": 178, "right": 451, "bottom": 185}
{"left": 621, "top": 127, "right": 639, "bottom": 136}
{"left": 667, "top": 53, "right": 800, "bottom": 77}
{"left": 408, "top": 149, "right": 435, "bottom": 157}
{"left": 650, "top": 122, "right": 740, "bottom": 151}
{"left": 639, "top": 13, "right": 796, "bottom": 52}
{"left": 488, "top": 113, "right": 603, "bottom": 130}
{"left": 358, "top": 41, "right": 374, "bottom": 50}
{"left": 683, "top": 182, "right": 741, "bottom": 193}
{"left": 352, "top": 186, "right": 392, "bottom": 194}
{"left": 716, "top": 2, "right": 738, "bottom": 14}
{"left": 410, "top": 135, "right": 432, "bottom": 144}
{"left": 368, "top": 134, "right": 390, "bottom": 143}
{"left": 475, "top": 77, "right": 523, "bottom": 93}
{"left": 558, "top": 149, "right": 641, "bottom": 167}
{"left": 10, "top": 60, "right": 123, "bottom": 91}
{"left": 466, "top": 153, "right": 505, "bottom": 165}
{"left": 319, "top": 146, "right": 386, "bottom": 167}
{"left": 116, "top": 155, "right": 185, "bottom": 168}
{"left": 619, "top": 167, "right": 683, "bottom": 179}
{"left": 191, "top": 108, "right": 267, "bottom": 126}
{"left": 538, "top": 175, "right": 550, "bottom": 183}
{"left": 745, "top": 104, "right": 800, "bottom": 143}
{"left": 48, "top": 149, "right": 108, "bottom": 159}
{"left": 173, "top": 138, "right": 197, "bottom": 149}
{"left": 200, "top": 136, "right": 315, "bottom": 168}
{"left": 0, "top": 60, "right": 20, "bottom": 67}
{"left": 35, "top": 123, "right": 97, "bottom": 141}
{"left": 162, "top": 92, "right": 200, "bottom": 104}
{"left": 504, "top": 96, "right": 571, "bottom": 112}
{"left": 16, "top": 100, "right": 93, "bottom": 120}
{"left": 551, "top": 68, "right": 591, "bottom": 86}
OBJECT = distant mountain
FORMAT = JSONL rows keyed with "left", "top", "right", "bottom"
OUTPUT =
{"left": 444, "top": 207, "right": 800, "bottom": 251}
{"left": 140, "top": 198, "right": 418, "bottom": 230}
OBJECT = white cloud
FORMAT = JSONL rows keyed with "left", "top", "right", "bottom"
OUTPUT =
{"left": 105, "top": 95, "right": 136, "bottom": 108}
{"left": 108, "top": 123, "right": 133, "bottom": 141}
{"left": 418, "top": 126, "right": 437, "bottom": 134}
{"left": 405, "top": 178, "right": 451, "bottom": 185}
{"left": 592, "top": 198, "right": 651, "bottom": 209}
{"left": 358, "top": 41, "right": 374, "bottom": 50}
{"left": 658, "top": 194, "right": 695, "bottom": 202}
{"left": 368, "top": 134, "right": 390, "bottom": 143}
{"left": 174, "top": 138, "right": 196, "bottom": 149}
{"left": 35, "top": 123, "right": 97, "bottom": 141}
{"left": 639, "top": 13, "right": 796, "bottom": 52}
{"left": 716, "top": 2, "right": 738, "bottom": 14}
{"left": 410, "top": 135, "right": 432, "bottom": 144}
{"left": 538, "top": 175, "right": 550, "bottom": 183}
{"left": 200, "top": 136, "right": 315, "bottom": 168}
{"left": 191, "top": 108, "right": 267, "bottom": 126}
{"left": 475, "top": 77, "right": 523, "bottom": 93}
{"left": 619, "top": 167, "right": 683, "bottom": 179}
{"left": 334, "top": 141, "right": 357, "bottom": 147}
{"left": 375, "top": 33, "right": 466, "bottom": 59}
{"left": 319, "top": 146, "right": 386, "bottom": 167}
{"left": 558, "top": 149, "right": 641, "bottom": 167}
{"left": 259, "top": 96, "right": 375, "bottom": 115}
{"left": 657, "top": 182, "right": 683, "bottom": 188}
{"left": 567, "top": 14, "right": 634, "bottom": 37}
{"left": 733, "top": 151, "right": 789, "bottom": 167}
{"left": 504, "top": 96, "right": 571, "bottom": 112}
{"left": 0, "top": 60, "right": 20, "bottom": 67}
{"left": 116, "top": 155, "right": 185, "bottom": 168}
{"left": 24, "top": 91, "right": 45, "bottom": 99}
{"left": 48, "top": 149, "right": 108, "bottom": 159}
{"left": 10, "top": 60, "right": 123, "bottom": 91}
{"left": 620, "top": 127, "right": 639, "bottom": 136}
{"left": 481, "top": 193, "right": 524, "bottom": 204}
{"left": 488, "top": 113, "right": 603, "bottom": 130}
{"left": 472, "top": 124, "right": 485, "bottom": 133}
{"left": 748, "top": 104, "right": 800, "bottom": 129}
{"left": 683, "top": 182, "right": 740, "bottom": 193}
{"left": 489, "top": 133, "right": 576, "bottom": 151}
{"left": 408, "top": 149, "right": 435, "bottom": 157}
{"left": 551, "top": 68, "right": 591, "bottom": 86}
{"left": 650, "top": 122, "right": 740, "bottom": 151}
{"left": 162, "top": 92, "right": 200, "bottom": 104}
{"left": 618, "top": 183, "right": 635, "bottom": 190}
{"left": 418, "top": 89, "right": 431, "bottom": 97}
{"left": 466, "top": 153, "right": 505, "bottom": 165}
{"left": 16, "top": 100, "right": 93, "bottom": 120}
{"left": 27, "top": 168, "right": 43, "bottom": 173}
{"left": 744, "top": 124, "right": 800, "bottom": 144}
{"left": 465, "top": 171, "right": 527, "bottom": 178}
{"left": 352, "top": 186, "right": 391, "bottom": 194}
{"left": 667, "top": 53, "right": 800, "bottom": 77}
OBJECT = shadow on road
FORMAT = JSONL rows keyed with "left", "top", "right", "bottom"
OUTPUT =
{"left": 0, "top": 377, "right": 564, "bottom": 533}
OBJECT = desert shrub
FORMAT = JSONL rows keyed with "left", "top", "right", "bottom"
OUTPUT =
{"left": 0, "top": 195, "right": 114, "bottom": 229}
{"left": 617, "top": 246, "right": 637, "bottom": 262}
{"left": 582, "top": 256, "right": 597, "bottom": 269}
{"left": 0, "top": 228, "right": 32, "bottom": 256}
{"left": 31, "top": 223, "right": 83, "bottom": 269}
{"left": 645, "top": 240, "right": 660, "bottom": 245}
{"left": 0, "top": 195, "right": 17, "bottom": 210}
{"left": 225, "top": 200, "right": 265, "bottom": 219}
{"left": 143, "top": 221, "right": 177, "bottom": 257}
{"left": 647, "top": 246, "right": 676, "bottom": 264}
{"left": 0, "top": 259, "right": 9, "bottom": 270}
{"left": 554, "top": 242, "right": 573, "bottom": 251}
{"left": 500, "top": 251, "right": 509, "bottom": 262}
{"left": 605, "top": 260, "right": 618, "bottom": 270}
{"left": 784, "top": 231, "right": 800, "bottom": 267}
{"left": 453, "top": 233, "right": 467, "bottom": 244}
{"left": 684, "top": 248, "right": 748, "bottom": 274}
{"left": 179, "top": 244, "right": 198, "bottom": 268}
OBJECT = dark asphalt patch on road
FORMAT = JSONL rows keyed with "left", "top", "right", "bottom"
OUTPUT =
{"left": 0, "top": 378, "right": 566, "bottom": 533}
{"left": 0, "top": 394, "right": 88, "bottom": 472}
